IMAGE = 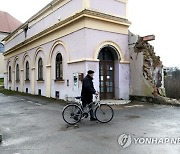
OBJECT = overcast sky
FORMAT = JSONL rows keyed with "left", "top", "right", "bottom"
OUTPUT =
{"left": 0, "top": 0, "right": 179, "bottom": 68}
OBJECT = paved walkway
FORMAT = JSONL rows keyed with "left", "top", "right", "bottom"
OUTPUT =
{"left": 101, "top": 99, "right": 131, "bottom": 105}
{"left": 1, "top": 93, "right": 180, "bottom": 154}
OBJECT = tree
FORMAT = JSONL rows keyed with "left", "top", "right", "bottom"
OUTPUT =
{"left": 164, "top": 67, "right": 180, "bottom": 99}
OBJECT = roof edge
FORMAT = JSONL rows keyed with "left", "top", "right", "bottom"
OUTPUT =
{"left": 3, "top": 0, "right": 63, "bottom": 42}
{"left": 4, "top": 9, "right": 131, "bottom": 56}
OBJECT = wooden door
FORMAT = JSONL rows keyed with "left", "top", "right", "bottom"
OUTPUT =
{"left": 99, "top": 61, "right": 114, "bottom": 99}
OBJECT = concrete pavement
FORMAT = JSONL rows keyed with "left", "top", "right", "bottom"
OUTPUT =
{"left": 0, "top": 93, "right": 180, "bottom": 154}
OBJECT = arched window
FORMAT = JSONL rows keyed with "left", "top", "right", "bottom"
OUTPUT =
{"left": 38, "top": 58, "right": 43, "bottom": 80}
{"left": 9, "top": 66, "right": 11, "bottom": 81}
{"left": 26, "top": 61, "right": 29, "bottom": 80}
{"left": 98, "top": 47, "right": 114, "bottom": 61}
{"left": 16, "top": 64, "right": 19, "bottom": 81}
{"left": 0, "top": 43, "right": 4, "bottom": 53}
{"left": 56, "top": 53, "right": 63, "bottom": 80}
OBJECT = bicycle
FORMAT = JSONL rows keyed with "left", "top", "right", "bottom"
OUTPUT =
{"left": 62, "top": 95, "right": 114, "bottom": 125}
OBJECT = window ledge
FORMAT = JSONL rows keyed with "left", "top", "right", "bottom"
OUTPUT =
{"left": 37, "top": 80, "right": 44, "bottom": 83}
{"left": 8, "top": 80, "right": 12, "bottom": 83}
{"left": 25, "top": 80, "right": 30, "bottom": 82}
{"left": 54, "top": 79, "right": 65, "bottom": 83}
{"left": 16, "top": 80, "right": 20, "bottom": 83}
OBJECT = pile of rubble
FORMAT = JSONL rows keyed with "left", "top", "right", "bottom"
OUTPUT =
{"left": 134, "top": 37, "right": 163, "bottom": 96}
{"left": 133, "top": 37, "right": 180, "bottom": 106}
{"left": 153, "top": 96, "right": 180, "bottom": 106}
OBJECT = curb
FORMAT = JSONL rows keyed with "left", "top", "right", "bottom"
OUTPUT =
{"left": 101, "top": 100, "right": 131, "bottom": 105}
{"left": 106, "top": 100, "right": 131, "bottom": 105}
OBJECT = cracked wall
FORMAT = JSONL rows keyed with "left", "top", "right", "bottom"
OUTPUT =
{"left": 129, "top": 31, "right": 165, "bottom": 97}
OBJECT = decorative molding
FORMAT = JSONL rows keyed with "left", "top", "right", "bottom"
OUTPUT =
{"left": 4, "top": 9, "right": 130, "bottom": 56}
{"left": 48, "top": 40, "right": 70, "bottom": 65}
{"left": 46, "top": 65, "right": 51, "bottom": 68}
{"left": 3, "top": 0, "right": 72, "bottom": 42}
{"left": 22, "top": 52, "right": 31, "bottom": 70}
{"left": 94, "top": 41, "right": 125, "bottom": 62}
{"left": 54, "top": 79, "right": 65, "bottom": 83}
{"left": 120, "top": 61, "right": 130, "bottom": 64}
{"left": 12, "top": 56, "right": 19, "bottom": 71}
{"left": 68, "top": 58, "right": 99, "bottom": 64}
{"left": 25, "top": 80, "right": 30, "bottom": 83}
{"left": 33, "top": 47, "right": 46, "bottom": 68}
{"left": 37, "top": 80, "right": 44, "bottom": 83}
{"left": 115, "top": 0, "right": 128, "bottom": 3}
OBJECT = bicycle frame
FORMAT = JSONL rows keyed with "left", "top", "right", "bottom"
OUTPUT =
{"left": 62, "top": 95, "right": 114, "bottom": 124}
{"left": 76, "top": 96, "right": 100, "bottom": 115}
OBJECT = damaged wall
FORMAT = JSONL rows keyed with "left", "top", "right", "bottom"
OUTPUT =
{"left": 129, "top": 31, "right": 165, "bottom": 97}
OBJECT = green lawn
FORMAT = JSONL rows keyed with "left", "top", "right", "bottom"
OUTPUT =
{"left": 0, "top": 88, "right": 67, "bottom": 105}
{"left": 0, "top": 78, "right": 4, "bottom": 85}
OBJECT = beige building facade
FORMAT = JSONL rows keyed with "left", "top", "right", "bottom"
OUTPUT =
{"left": 3, "top": 0, "right": 131, "bottom": 100}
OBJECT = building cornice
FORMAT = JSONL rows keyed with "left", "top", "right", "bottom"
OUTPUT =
{"left": 68, "top": 58, "right": 99, "bottom": 64}
{"left": 2, "top": 0, "right": 68, "bottom": 42}
{"left": 115, "top": 0, "right": 128, "bottom": 3}
{"left": 4, "top": 9, "right": 131, "bottom": 56}
{"left": 84, "top": 9, "right": 130, "bottom": 25}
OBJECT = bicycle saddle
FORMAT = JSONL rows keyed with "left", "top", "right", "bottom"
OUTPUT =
{"left": 75, "top": 96, "right": 82, "bottom": 99}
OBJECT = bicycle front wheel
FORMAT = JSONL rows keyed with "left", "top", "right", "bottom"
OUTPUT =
{"left": 62, "top": 104, "right": 82, "bottom": 125}
{"left": 95, "top": 104, "right": 114, "bottom": 123}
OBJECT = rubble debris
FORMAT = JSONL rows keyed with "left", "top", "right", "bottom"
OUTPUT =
{"left": 134, "top": 37, "right": 164, "bottom": 97}
{"left": 153, "top": 96, "right": 180, "bottom": 106}
{"left": 129, "top": 33, "right": 180, "bottom": 106}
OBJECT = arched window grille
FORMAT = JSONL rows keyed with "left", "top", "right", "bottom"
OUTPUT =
{"left": 56, "top": 53, "right": 63, "bottom": 80}
{"left": 0, "top": 43, "right": 4, "bottom": 53}
{"left": 26, "top": 61, "right": 29, "bottom": 80}
{"left": 16, "top": 64, "right": 20, "bottom": 81}
{"left": 9, "top": 66, "right": 11, "bottom": 81}
{"left": 38, "top": 58, "right": 43, "bottom": 80}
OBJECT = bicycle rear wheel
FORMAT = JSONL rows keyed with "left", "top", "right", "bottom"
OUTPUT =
{"left": 95, "top": 104, "right": 114, "bottom": 123}
{"left": 62, "top": 104, "right": 82, "bottom": 125}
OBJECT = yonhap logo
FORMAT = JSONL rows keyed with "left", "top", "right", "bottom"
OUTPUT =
{"left": 118, "top": 133, "right": 132, "bottom": 149}
{"left": 118, "top": 133, "right": 180, "bottom": 149}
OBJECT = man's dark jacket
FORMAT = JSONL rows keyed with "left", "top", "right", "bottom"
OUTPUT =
{"left": 81, "top": 75, "right": 96, "bottom": 104}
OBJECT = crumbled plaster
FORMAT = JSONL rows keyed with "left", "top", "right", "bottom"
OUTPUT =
{"left": 134, "top": 37, "right": 164, "bottom": 96}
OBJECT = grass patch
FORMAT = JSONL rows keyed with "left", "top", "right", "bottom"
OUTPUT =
{"left": 0, "top": 89, "right": 17, "bottom": 95}
{"left": 0, "top": 78, "right": 4, "bottom": 85}
{"left": 0, "top": 88, "right": 68, "bottom": 105}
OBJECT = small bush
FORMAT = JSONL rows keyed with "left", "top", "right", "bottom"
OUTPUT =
{"left": 165, "top": 68, "right": 180, "bottom": 99}
{"left": 0, "top": 78, "right": 4, "bottom": 85}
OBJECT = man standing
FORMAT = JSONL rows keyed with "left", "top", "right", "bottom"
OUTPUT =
{"left": 81, "top": 70, "right": 98, "bottom": 121}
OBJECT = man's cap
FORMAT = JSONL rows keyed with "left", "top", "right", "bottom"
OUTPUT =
{"left": 87, "top": 70, "right": 94, "bottom": 74}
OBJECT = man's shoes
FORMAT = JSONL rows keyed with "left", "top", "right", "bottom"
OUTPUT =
{"left": 90, "top": 117, "right": 97, "bottom": 121}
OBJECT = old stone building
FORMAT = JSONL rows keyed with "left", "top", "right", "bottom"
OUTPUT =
{"left": 3, "top": 0, "right": 131, "bottom": 100}
{"left": 3, "top": 0, "right": 164, "bottom": 101}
